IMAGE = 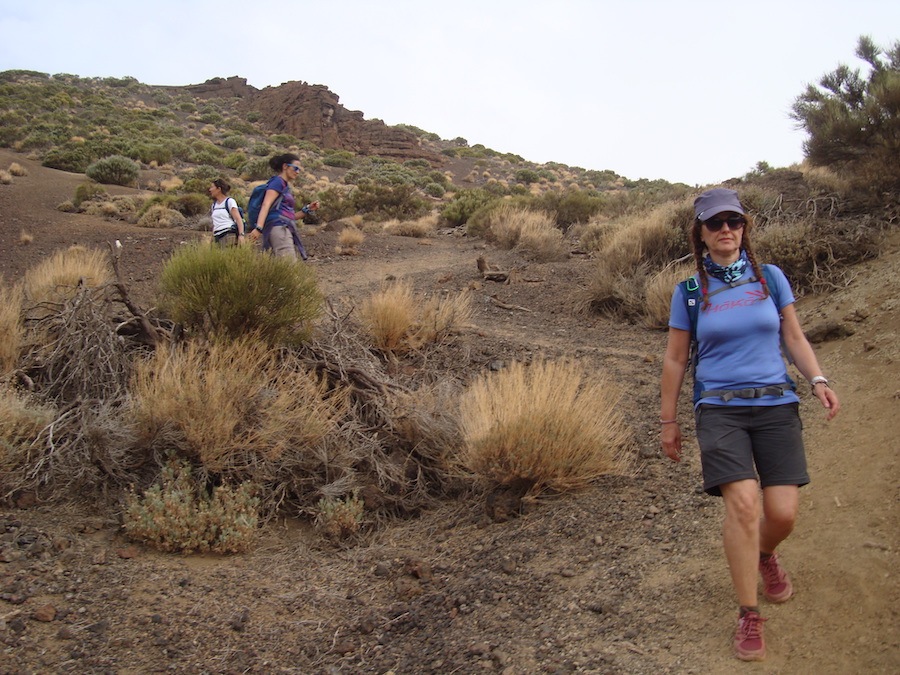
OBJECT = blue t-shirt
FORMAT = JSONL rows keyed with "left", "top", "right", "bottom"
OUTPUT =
{"left": 669, "top": 265, "right": 799, "bottom": 407}
{"left": 265, "top": 175, "right": 296, "bottom": 223}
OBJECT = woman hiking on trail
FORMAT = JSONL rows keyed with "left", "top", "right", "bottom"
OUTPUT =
{"left": 659, "top": 188, "right": 840, "bottom": 662}
{"left": 248, "top": 153, "right": 308, "bottom": 260}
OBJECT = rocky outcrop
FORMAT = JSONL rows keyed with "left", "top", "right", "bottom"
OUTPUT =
{"left": 178, "top": 76, "right": 256, "bottom": 100}
{"left": 241, "top": 80, "right": 441, "bottom": 164}
{"left": 174, "top": 77, "right": 441, "bottom": 164}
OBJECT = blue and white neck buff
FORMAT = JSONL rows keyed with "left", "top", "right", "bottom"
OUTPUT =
{"left": 704, "top": 250, "right": 748, "bottom": 284}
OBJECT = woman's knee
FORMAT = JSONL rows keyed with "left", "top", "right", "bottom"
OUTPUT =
{"left": 722, "top": 481, "right": 761, "bottom": 526}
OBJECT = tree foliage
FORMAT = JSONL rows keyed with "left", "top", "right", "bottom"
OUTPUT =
{"left": 791, "top": 35, "right": 900, "bottom": 193}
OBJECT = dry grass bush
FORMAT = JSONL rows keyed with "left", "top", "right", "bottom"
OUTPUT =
{"left": 299, "top": 307, "right": 467, "bottom": 517}
{"left": 0, "top": 386, "right": 56, "bottom": 465}
{"left": 82, "top": 200, "right": 121, "bottom": 218}
{"left": 584, "top": 202, "right": 689, "bottom": 319}
{"left": 0, "top": 281, "right": 23, "bottom": 374}
{"left": 359, "top": 281, "right": 417, "bottom": 353}
{"left": 571, "top": 217, "right": 624, "bottom": 253}
{"left": 22, "top": 245, "right": 112, "bottom": 310}
{"left": 381, "top": 213, "right": 437, "bottom": 238}
{"left": 0, "top": 394, "right": 143, "bottom": 503}
{"left": 18, "top": 282, "right": 133, "bottom": 403}
{"left": 483, "top": 204, "right": 569, "bottom": 262}
{"left": 19, "top": 230, "right": 33, "bottom": 245}
{"left": 754, "top": 217, "right": 883, "bottom": 294}
{"left": 459, "top": 359, "right": 634, "bottom": 494}
{"left": 124, "top": 459, "right": 259, "bottom": 554}
{"left": 359, "top": 281, "right": 472, "bottom": 354}
{"left": 130, "top": 338, "right": 349, "bottom": 513}
{"left": 799, "top": 164, "right": 853, "bottom": 195}
{"left": 159, "top": 243, "right": 322, "bottom": 346}
{"left": 137, "top": 204, "right": 187, "bottom": 228}
{"left": 338, "top": 226, "right": 365, "bottom": 248}
{"left": 0, "top": 170, "right": 12, "bottom": 184}
{"left": 8, "top": 162, "right": 28, "bottom": 177}
{"left": 159, "top": 175, "right": 184, "bottom": 192}
{"left": 644, "top": 263, "right": 694, "bottom": 329}
{"left": 411, "top": 290, "right": 474, "bottom": 350}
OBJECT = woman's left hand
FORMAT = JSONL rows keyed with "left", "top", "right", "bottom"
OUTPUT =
{"left": 814, "top": 383, "right": 841, "bottom": 420}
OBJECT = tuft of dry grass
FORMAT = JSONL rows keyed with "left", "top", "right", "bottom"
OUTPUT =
{"left": 18, "top": 230, "right": 33, "bottom": 244}
{"left": 359, "top": 281, "right": 417, "bottom": 353}
{"left": 22, "top": 245, "right": 112, "bottom": 307}
{"left": 130, "top": 338, "right": 346, "bottom": 478}
{"left": 410, "top": 290, "right": 473, "bottom": 349}
{"left": 137, "top": 205, "right": 186, "bottom": 228}
{"left": 583, "top": 201, "right": 689, "bottom": 318}
{"left": 483, "top": 205, "right": 569, "bottom": 262}
{"left": 338, "top": 226, "right": 365, "bottom": 249}
{"left": 382, "top": 213, "right": 437, "bottom": 238}
{"left": 8, "top": 162, "right": 28, "bottom": 177}
{"left": 0, "top": 282, "right": 24, "bottom": 373}
{"left": 0, "top": 170, "right": 12, "bottom": 185}
{"left": 459, "top": 359, "right": 634, "bottom": 493}
{"left": 0, "top": 386, "right": 57, "bottom": 469}
{"left": 644, "top": 263, "right": 694, "bottom": 329}
{"left": 159, "top": 175, "right": 184, "bottom": 192}
{"left": 359, "top": 281, "right": 472, "bottom": 354}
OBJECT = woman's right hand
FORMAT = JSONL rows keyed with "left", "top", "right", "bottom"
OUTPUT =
{"left": 249, "top": 227, "right": 261, "bottom": 241}
{"left": 661, "top": 423, "right": 683, "bottom": 462}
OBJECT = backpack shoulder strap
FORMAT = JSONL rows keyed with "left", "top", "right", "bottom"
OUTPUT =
{"left": 678, "top": 275, "right": 701, "bottom": 340}
{"left": 762, "top": 265, "right": 781, "bottom": 309}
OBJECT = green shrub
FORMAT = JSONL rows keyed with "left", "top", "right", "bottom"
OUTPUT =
{"left": 134, "top": 143, "right": 173, "bottom": 165}
{"left": 224, "top": 151, "right": 247, "bottom": 170}
{"left": 137, "top": 205, "right": 187, "bottom": 228}
{"left": 42, "top": 144, "right": 94, "bottom": 173}
{"left": 221, "top": 134, "right": 245, "bottom": 149}
{"left": 351, "top": 183, "right": 430, "bottom": 221}
{"left": 172, "top": 192, "right": 211, "bottom": 217}
{"left": 515, "top": 168, "right": 540, "bottom": 184}
{"left": 441, "top": 188, "right": 497, "bottom": 227}
{"left": 158, "top": 243, "right": 322, "bottom": 345}
{"left": 532, "top": 190, "right": 606, "bottom": 229}
{"left": 85, "top": 154, "right": 139, "bottom": 186}
{"left": 241, "top": 157, "right": 271, "bottom": 181}
{"left": 424, "top": 182, "right": 445, "bottom": 197}
{"left": 73, "top": 181, "right": 108, "bottom": 207}
{"left": 323, "top": 150, "right": 354, "bottom": 168}
{"left": 250, "top": 142, "right": 273, "bottom": 157}
{"left": 315, "top": 493, "right": 365, "bottom": 540}
{"left": 124, "top": 460, "right": 259, "bottom": 554}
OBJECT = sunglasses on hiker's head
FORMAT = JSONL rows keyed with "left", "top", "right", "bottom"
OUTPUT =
{"left": 702, "top": 215, "right": 746, "bottom": 232}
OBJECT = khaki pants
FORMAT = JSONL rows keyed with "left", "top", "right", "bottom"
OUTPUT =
{"left": 268, "top": 225, "right": 297, "bottom": 259}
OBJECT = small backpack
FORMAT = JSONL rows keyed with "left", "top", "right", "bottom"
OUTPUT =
{"left": 678, "top": 265, "right": 795, "bottom": 402}
{"left": 246, "top": 182, "right": 283, "bottom": 231}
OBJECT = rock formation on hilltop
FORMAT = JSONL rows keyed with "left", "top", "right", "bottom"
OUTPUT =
{"left": 179, "top": 76, "right": 442, "bottom": 165}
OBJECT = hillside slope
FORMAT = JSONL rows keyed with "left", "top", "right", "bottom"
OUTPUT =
{"left": 0, "top": 150, "right": 897, "bottom": 673}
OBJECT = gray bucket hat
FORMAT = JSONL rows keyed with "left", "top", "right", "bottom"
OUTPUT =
{"left": 694, "top": 188, "right": 745, "bottom": 221}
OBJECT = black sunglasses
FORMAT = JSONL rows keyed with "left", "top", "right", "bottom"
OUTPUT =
{"left": 702, "top": 216, "right": 746, "bottom": 232}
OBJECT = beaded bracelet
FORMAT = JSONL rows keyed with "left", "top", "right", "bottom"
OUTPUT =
{"left": 659, "top": 419, "right": 678, "bottom": 424}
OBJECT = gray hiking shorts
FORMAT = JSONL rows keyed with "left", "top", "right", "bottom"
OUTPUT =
{"left": 694, "top": 402, "right": 809, "bottom": 497}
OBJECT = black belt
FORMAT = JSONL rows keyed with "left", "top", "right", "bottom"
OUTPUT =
{"left": 699, "top": 385, "right": 789, "bottom": 402}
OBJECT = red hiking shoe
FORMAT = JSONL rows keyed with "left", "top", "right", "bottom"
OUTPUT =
{"left": 759, "top": 552, "right": 793, "bottom": 603}
{"left": 734, "top": 610, "right": 767, "bottom": 661}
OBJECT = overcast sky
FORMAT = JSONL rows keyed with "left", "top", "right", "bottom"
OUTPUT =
{"left": 1, "top": 0, "right": 897, "bottom": 186}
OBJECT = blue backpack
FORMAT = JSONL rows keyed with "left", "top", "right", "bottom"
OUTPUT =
{"left": 246, "top": 182, "right": 283, "bottom": 231}
{"left": 678, "top": 265, "right": 795, "bottom": 402}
